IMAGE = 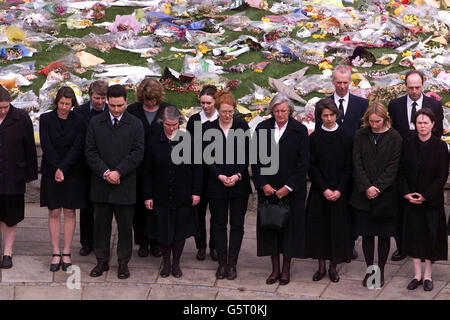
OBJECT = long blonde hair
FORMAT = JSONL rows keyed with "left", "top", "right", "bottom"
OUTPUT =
{"left": 361, "top": 102, "right": 391, "bottom": 128}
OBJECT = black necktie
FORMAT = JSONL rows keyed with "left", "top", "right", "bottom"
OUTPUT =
{"left": 113, "top": 118, "right": 118, "bottom": 128}
{"left": 338, "top": 98, "right": 344, "bottom": 114}
{"left": 411, "top": 102, "right": 417, "bottom": 124}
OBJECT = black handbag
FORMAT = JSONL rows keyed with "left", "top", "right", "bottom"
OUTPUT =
{"left": 258, "top": 198, "right": 290, "bottom": 230}
{"left": 370, "top": 186, "right": 397, "bottom": 219}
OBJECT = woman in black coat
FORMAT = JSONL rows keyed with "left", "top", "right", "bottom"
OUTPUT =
{"left": 40, "top": 86, "right": 86, "bottom": 272}
{"left": 203, "top": 90, "right": 252, "bottom": 280}
{"left": 350, "top": 102, "right": 402, "bottom": 288}
{"left": 0, "top": 86, "right": 38, "bottom": 269}
{"left": 143, "top": 105, "right": 202, "bottom": 278}
{"left": 252, "top": 93, "right": 309, "bottom": 286}
{"left": 186, "top": 85, "right": 219, "bottom": 262}
{"left": 399, "top": 108, "right": 449, "bottom": 292}
{"left": 305, "top": 98, "right": 352, "bottom": 283}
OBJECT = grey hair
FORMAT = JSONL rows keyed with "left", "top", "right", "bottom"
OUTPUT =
{"left": 332, "top": 64, "right": 351, "bottom": 81}
{"left": 267, "top": 93, "right": 294, "bottom": 115}
{"left": 157, "top": 105, "right": 184, "bottom": 125}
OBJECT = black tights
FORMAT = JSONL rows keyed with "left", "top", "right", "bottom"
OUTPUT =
{"left": 160, "top": 239, "right": 186, "bottom": 273}
{"left": 317, "top": 259, "right": 337, "bottom": 273}
{"left": 362, "top": 236, "right": 390, "bottom": 272}
{"left": 269, "top": 255, "right": 292, "bottom": 280}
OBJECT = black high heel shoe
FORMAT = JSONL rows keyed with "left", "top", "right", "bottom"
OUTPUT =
{"left": 61, "top": 253, "right": 72, "bottom": 271}
{"left": 50, "top": 254, "right": 61, "bottom": 272}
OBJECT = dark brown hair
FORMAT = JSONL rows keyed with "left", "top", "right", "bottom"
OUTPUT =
{"left": 0, "top": 85, "right": 11, "bottom": 102}
{"left": 55, "top": 86, "right": 79, "bottom": 108}
{"left": 315, "top": 98, "right": 341, "bottom": 120}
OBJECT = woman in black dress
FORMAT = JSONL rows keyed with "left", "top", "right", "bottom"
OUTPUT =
{"left": 399, "top": 108, "right": 449, "bottom": 292}
{"left": 350, "top": 102, "right": 402, "bottom": 288}
{"left": 204, "top": 90, "right": 252, "bottom": 280}
{"left": 186, "top": 85, "right": 219, "bottom": 262}
{"left": 305, "top": 98, "right": 352, "bottom": 283}
{"left": 252, "top": 93, "right": 309, "bottom": 286}
{"left": 0, "top": 86, "right": 38, "bottom": 269}
{"left": 40, "top": 87, "right": 86, "bottom": 272}
{"left": 143, "top": 105, "right": 201, "bottom": 278}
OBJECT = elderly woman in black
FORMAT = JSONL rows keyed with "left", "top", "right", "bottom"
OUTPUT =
{"left": 186, "top": 85, "right": 219, "bottom": 262}
{"left": 40, "top": 86, "right": 87, "bottom": 272}
{"left": 399, "top": 108, "right": 449, "bottom": 292}
{"left": 204, "top": 90, "right": 252, "bottom": 280}
{"left": 305, "top": 98, "right": 352, "bottom": 283}
{"left": 143, "top": 105, "right": 201, "bottom": 278}
{"left": 0, "top": 86, "right": 38, "bottom": 269}
{"left": 252, "top": 93, "right": 309, "bottom": 285}
{"left": 351, "top": 102, "right": 402, "bottom": 288}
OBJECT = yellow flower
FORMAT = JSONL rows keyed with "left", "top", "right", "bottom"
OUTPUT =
{"left": 198, "top": 44, "right": 210, "bottom": 54}
{"left": 402, "top": 50, "right": 411, "bottom": 57}
{"left": 261, "top": 18, "right": 270, "bottom": 22}
{"left": 253, "top": 69, "right": 262, "bottom": 73}
{"left": 298, "top": 22, "right": 304, "bottom": 27}
{"left": 305, "top": 23, "right": 314, "bottom": 29}
{"left": 394, "top": 7, "right": 403, "bottom": 16}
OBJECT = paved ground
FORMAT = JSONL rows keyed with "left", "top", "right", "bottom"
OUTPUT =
{"left": 0, "top": 192, "right": 449, "bottom": 301}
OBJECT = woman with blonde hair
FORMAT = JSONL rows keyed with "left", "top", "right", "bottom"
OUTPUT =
{"left": 350, "top": 102, "right": 402, "bottom": 288}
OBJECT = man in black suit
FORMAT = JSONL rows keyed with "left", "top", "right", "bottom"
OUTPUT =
{"left": 74, "top": 80, "right": 108, "bottom": 257}
{"left": 127, "top": 78, "right": 170, "bottom": 259}
{"left": 315, "top": 65, "right": 368, "bottom": 259}
{"left": 388, "top": 70, "right": 444, "bottom": 262}
{"left": 85, "top": 84, "right": 144, "bottom": 279}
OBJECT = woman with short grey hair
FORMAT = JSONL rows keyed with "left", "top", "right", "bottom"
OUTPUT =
{"left": 266, "top": 93, "right": 295, "bottom": 116}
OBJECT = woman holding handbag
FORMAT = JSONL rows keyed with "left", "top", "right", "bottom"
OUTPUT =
{"left": 252, "top": 93, "right": 309, "bottom": 286}
{"left": 350, "top": 102, "right": 402, "bottom": 288}
{"left": 399, "top": 108, "right": 448, "bottom": 292}
{"left": 305, "top": 98, "right": 353, "bottom": 283}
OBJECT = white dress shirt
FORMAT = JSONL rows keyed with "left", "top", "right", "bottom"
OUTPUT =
{"left": 274, "top": 121, "right": 292, "bottom": 192}
{"left": 321, "top": 123, "right": 339, "bottom": 132}
{"left": 109, "top": 112, "right": 123, "bottom": 125}
{"left": 199, "top": 109, "right": 218, "bottom": 124}
{"left": 334, "top": 92, "right": 350, "bottom": 116}
{"left": 407, "top": 94, "right": 423, "bottom": 129}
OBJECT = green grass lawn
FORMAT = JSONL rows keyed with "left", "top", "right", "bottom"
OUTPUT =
{"left": 1, "top": 2, "right": 448, "bottom": 109}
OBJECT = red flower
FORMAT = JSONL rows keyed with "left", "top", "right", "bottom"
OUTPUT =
{"left": 402, "top": 0, "right": 409, "bottom": 4}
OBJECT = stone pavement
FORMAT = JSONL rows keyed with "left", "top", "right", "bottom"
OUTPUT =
{"left": 0, "top": 193, "right": 449, "bottom": 301}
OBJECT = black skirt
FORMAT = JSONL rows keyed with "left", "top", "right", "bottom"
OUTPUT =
{"left": 40, "top": 176, "right": 86, "bottom": 210}
{"left": 147, "top": 206, "right": 199, "bottom": 244}
{"left": 353, "top": 208, "right": 397, "bottom": 237}
{"left": 0, "top": 195, "right": 25, "bottom": 226}
{"left": 305, "top": 189, "right": 352, "bottom": 264}
{"left": 402, "top": 205, "right": 448, "bottom": 262}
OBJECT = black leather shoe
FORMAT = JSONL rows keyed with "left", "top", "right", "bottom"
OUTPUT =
{"left": 312, "top": 270, "right": 326, "bottom": 282}
{"left": 89, "top": 263, "right": 109, "bottom": 277}
{"left": 328, "top": 269, "right": 340, "bottom": 283}
{"left": 210, "top": 249, "right": 218, "bottom": 261}
{"left": 50, "top": 254, "right": 61, "bottom": 272}
{"left": 118, "top": 264, "right": 130, "bottom": 279}
{"left": 150, "top": 245, "right": 162, "bottom": 258}
{"left": 216, "top": 266, "right": 227, "bottom": 279}
{"left": 137, "top": 244, "right": 149, "bottom": 258}
{"left": 266, "top": 273, "right": 280, "bottom": 285}
{"left": 407, "top": 278, "right": 423, "bottom": 290}
{"left": 226, "top": 265, "right": 237, "bottom": 280}
{"left": 172, "top": 265, "right": 183, "bottom": 278}
{"left": 196, "top": 249, "right": 206, "bottom": 261}
{"left": 79, "top": 246, "right": 92, "bottom": 256}
{"left": 279, "top": 274, "right": 290, "bottom": 286}
{"left": 352, "top": 249, "right": 358, "bottom": 260}
{"left": 391, "top": 250, "right": 405, "bottom": 262}
{"left": 1, "top": 255, "right": 13, "bottom": 269}
{"left": 423, "top": 279, "right": 433, "bottom": 291}
{"left": 362, "top": 272, "right": 372, "bottom": 287}
{"left": 160, "top": 265, "right": 171, "bottom": 278}
{"left": 61, "top": 253, "right": 72, "bottom": 272}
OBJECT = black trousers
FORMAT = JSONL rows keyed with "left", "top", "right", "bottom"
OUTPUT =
{"left": 209, "top": 196, "right": 248, "bottom": 266}
{"left": 133, "top": 194, "right": 158, "bottom": 247}
{"left": 80, "top": 179, "right": 94, "bottom": 247}
{"left": 194, "top": 195, "right": 215, "bottom": 250}
{"left": 93, "top": 202, "right": 134, "bottom": 265}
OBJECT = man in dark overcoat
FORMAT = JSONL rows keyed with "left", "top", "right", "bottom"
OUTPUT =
{"left": 388, "top": 69, "right": 444, "bottom": 262}
{"left": 73, "top": 80, "right": 108, "bottom": 257}
{"left": 85, "top": 84, "right": 144, "bottom": 279}
{"left": 0, "top": 85, "right": 38, "bottom": 268}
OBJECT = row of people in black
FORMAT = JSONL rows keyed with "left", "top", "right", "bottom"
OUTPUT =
{"left": 0, "top": 67, "right": 448, "bottom": 291}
